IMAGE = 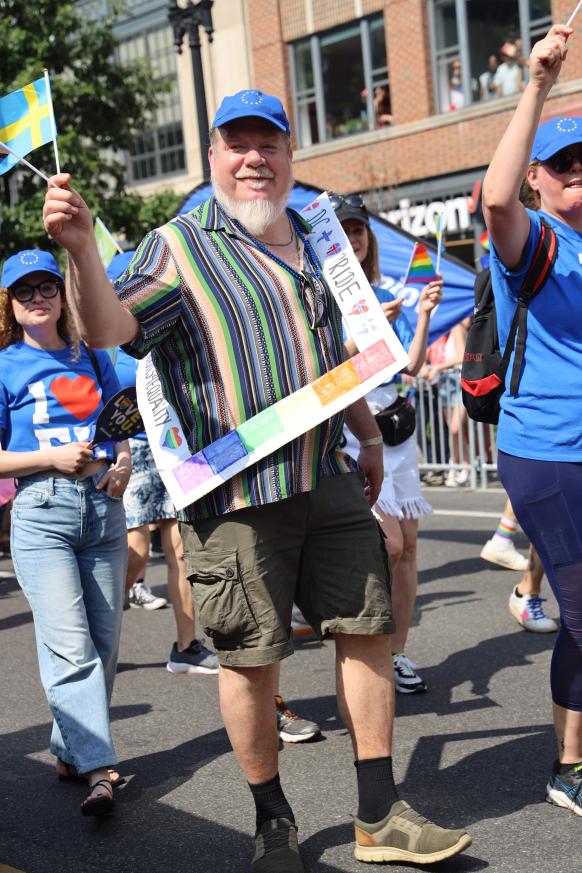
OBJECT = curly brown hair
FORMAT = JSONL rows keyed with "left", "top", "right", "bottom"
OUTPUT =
{"left": 0, "top": 284, "right": 81, "bottom": 358}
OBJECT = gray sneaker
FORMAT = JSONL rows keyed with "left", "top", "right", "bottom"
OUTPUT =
{"left": 353, "top": 799, "right": 471, "bottom": 864}
{"left": 252, "top": 818, "right": 304, "bottom": 873}
{"left": 166, "top": 640, "right": 219, "bottom": 674}
{"left": 275, "top": 696, "right": 321, "bottom": 743}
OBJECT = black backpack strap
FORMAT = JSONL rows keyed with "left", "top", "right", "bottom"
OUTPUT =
{"left": 85, "top": 345, "right": 104, "bottom": 392}
{"left": 502, "top": 219, "right": 558, "bottom": 395}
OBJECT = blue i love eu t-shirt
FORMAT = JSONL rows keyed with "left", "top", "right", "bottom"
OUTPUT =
{"left": 0, "top": 342, "right": 120, "bottom": 459}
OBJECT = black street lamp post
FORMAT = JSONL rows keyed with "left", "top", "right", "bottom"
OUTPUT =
{"left": 168, "top": 0, "right": 214, "bottom": 182}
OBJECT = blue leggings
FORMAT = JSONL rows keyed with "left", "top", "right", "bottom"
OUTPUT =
{"left": 498, "top": 451, "right": 582, "bottom": 712}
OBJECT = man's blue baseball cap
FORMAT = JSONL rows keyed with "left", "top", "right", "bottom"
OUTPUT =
{"left": 531, "top": 116, "right": 582, "bottom": 161}
{"left": 1, "top": 250, "right": 63, "bottom": 288}
{"left": 106, "top": 251, "right": 136, "bottom": 283}
{"left": 211, "top": 89, "right": 290, "bottom": 134}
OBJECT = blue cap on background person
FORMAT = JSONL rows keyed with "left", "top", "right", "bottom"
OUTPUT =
{"left": 212, "top": 89, "right": 290, "bottom": 134}
{"left": 1, "top": 250, "right": 63, "bottom": 288}
{"left": 530, "top": 116, "right": 582, "bottom": 161}
{"left": 106, "top": 251, "right": 136, "bottom": 283}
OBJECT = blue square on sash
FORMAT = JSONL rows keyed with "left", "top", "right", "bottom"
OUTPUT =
{"left": 202, "top": 430, "right": 247, "bottom": 474}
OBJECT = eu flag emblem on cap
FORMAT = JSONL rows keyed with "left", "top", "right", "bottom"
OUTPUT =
{"left": 530, "top": 116, "right": 582, "bottom": 162}
{"left": 212, "top": 90, "right": 290, "bottom": 134}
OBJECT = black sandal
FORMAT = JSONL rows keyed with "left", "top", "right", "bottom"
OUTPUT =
{"left": 81, "top": 779, "right": 115, "bottom": 818}
{"left": 58, "top": 758, "right": 127, "bottom": 788}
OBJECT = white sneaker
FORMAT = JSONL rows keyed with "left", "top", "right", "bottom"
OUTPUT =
{"left": 393, "top": 653, "right": 427, "bottom": 694}
{"left": 509, "top": 586, "right": 558, "bottom": 633}
{"left": 444, "top": 470, "right": 458, "bottom": 488}
{"left": 480, "top": 537, "right": 529, "bottom": 572}
{"left": 128, "top": 580, "right": 168, "bottom": 611}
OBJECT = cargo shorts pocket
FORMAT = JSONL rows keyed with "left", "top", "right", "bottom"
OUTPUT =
{"left": 189, "top": 550, "right": 259, "bottom": 647}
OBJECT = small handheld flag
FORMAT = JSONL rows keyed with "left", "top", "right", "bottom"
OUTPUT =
{"left": 479, "top": 229, "right": 490, "bottom": 252}
{"left": 95, "top": 217, "right": 123, "bottom": 266}
{"left": 90, "top": 387, "right": 144, "bottom": 446}
{"left": 0, "top": 139, "right": 56, "bottom": 186}
{"left": 403, "top": 242, "right": 438, "bottom": 285}
{"left": 0, "top": 78, "right": 57, "bottom": 176}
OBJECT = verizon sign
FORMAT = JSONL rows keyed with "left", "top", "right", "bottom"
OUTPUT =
{"left": 381, "top": 196, "right": 472, "bottom": 237}
{"left": 379, "top": 180, "right": 482, "bottom": 237}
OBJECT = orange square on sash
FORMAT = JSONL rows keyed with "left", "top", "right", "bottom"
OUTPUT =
{"left": 312, "top": 361, "right": 360, "bottom": 406}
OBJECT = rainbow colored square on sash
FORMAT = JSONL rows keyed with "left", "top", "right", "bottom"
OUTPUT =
{"left": 238, "top": 406, "right": 284, "bottom": 451}
{"left": 173, "top": 454, "right": 214, "bottom": 490}
{"left": 203, "top": 430, "right": 247, "bottom": 474}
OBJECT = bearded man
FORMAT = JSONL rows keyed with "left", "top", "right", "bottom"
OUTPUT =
{"left": 43, "top": 90, "right": 470, "bottom": 871}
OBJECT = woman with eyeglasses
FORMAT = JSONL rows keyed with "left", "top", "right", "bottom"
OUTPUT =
{"left": 483, "top": 24, "right": 582, "bottom": 815}
{"left": 331, "top": 193, "right": 442, "bottom": 695}
{"left": 0, "top": 250, "right": 130, "bottom": 817}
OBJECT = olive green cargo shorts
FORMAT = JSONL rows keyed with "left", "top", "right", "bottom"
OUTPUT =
{"left": 180, "top": 472, "right": 394, "bottom": 667}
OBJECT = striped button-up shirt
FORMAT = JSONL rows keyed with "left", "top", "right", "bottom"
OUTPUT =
{"left": 117, "top": 196, "right": 356, "bottom": 522}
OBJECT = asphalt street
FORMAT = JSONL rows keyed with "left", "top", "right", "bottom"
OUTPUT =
{"left": 1, "top": 486, "right": 580, "bottom": 873}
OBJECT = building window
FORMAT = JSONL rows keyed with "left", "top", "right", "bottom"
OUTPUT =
{"left": 430, "top": 0, "right": 551, "bottom": 114}
{"left": 118, "top": 26, "right": 186, "bottom": 182}
{"left": 290, "top": 14, "right": 389, "bottom": 149}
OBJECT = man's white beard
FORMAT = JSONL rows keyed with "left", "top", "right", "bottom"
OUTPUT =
{"left": 212, "top": 174, "right": 293, "bottom": 238}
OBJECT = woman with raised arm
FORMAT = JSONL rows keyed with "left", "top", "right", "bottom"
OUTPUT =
{"left": 0, "top": 250, "right": 130, "bottom": 817}
{"left": 483, "top": 23, "right": 582, "bottom": 815}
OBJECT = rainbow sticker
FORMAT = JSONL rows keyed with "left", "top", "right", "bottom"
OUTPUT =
{"left": 162, "top": 426, "right": 183, "bottom": 449}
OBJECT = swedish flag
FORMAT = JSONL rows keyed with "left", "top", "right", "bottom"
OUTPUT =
{"left": 0, "top": 78, "right": 56, "bottom": 175}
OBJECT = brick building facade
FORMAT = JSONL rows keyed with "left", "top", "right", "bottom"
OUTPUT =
{"left": 247, "top": 0, "right": 582, "bottom": 264}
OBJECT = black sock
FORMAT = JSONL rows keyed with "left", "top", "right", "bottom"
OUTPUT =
{"left": 355, "top": 756, "right": 399, "bottom": 823}
{"left": 249, "top": 773, "right": 295, "bottom": 832}
{"left": 558, "top": 760, "right": 582, "bottom": 775}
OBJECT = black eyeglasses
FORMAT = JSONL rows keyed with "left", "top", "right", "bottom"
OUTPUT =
{"left": 329, "top": 192, "right": 366, "bottom": 212}
{"left": 10, "top": 279, "right": 62, "bottom": 303}
{"left": 301, "top": 271, "right": 329, "bottom": 330}
{"left": 543, "top": 145, "right": 582, "bottom": 174}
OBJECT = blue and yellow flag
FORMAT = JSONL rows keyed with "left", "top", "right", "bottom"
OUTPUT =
{"left": 0, "top": 78, "right": 56, "bottom": 175}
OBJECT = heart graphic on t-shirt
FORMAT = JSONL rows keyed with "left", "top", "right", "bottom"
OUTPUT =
{"left": 50, "top": 375, "right": 101, "bottom": 421}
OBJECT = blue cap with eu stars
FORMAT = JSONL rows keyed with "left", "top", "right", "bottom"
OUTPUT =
{"left": 530, "top": 116, "right": 582, "bottom": 161}
{"left": 212, "top": 90, "right": 290, "bottom": 134}
{"left": 2, "top": 250, "right": 63, "bottom": 289}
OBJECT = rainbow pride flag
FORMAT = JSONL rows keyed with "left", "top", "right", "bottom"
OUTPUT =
{"left": 403, "top": 242, "right": 438, "bottom": 284}
{"left": 479, "top": 229, "right": 490, "bottom": 251}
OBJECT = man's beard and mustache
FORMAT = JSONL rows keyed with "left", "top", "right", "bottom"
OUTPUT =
{"left": 212, "top": 166, "right": 294, "bottom": 237}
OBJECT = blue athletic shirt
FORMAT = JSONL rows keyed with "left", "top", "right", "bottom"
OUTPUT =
{"left": 490, "top": 208, "right": 582, "bottom": 461}
{"left": 0, "top": 342, "right": 120, "bottom": 460}
{"left": 113, "top": 347, "right": 147, "bottom": 441}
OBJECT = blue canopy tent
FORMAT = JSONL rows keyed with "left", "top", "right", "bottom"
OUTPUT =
{"left": 177, "top": 180, "right": 477, "bottom": 343}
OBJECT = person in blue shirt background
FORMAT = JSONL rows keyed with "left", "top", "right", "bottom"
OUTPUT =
{"left": 106, "top": 251, "right": 219, "bottom": 675}
{"left": 483, "top": 23, "right": 582, "bottom": 816}
{"left": 332, "top": 194, "right": 442, "bottom": 698}
{"left": 0, "top": 250, "right": 130, "bottom": 817}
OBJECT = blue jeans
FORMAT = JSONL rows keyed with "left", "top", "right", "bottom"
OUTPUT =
{"left": 10, "top": 470, "right": 127, "bottom": 773}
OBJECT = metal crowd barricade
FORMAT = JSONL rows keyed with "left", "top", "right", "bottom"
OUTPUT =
{"left": 410, "top": 367, "right": 498, "bottom": 489}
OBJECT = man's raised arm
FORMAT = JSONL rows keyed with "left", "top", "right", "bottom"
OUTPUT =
{"left": 43, "top": 173, "right": 139, "bottom": 348}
